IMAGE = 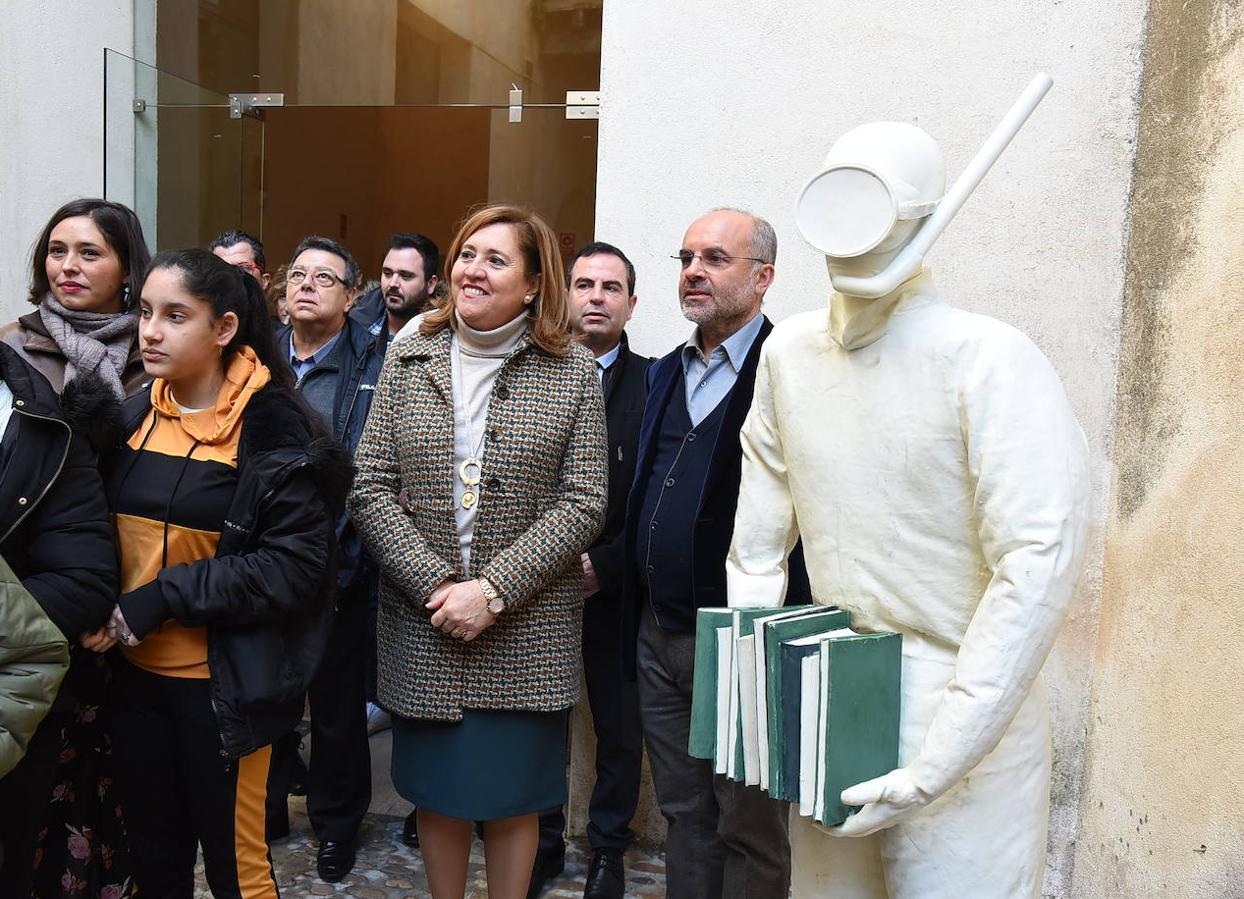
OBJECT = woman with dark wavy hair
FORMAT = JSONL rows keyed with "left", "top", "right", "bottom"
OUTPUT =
{"left": 350, "top": 205, "right": 607, "bottom": 899}
{"left": 0, "top": 198, "right": 150, "bottom": 899}
{"left": 0, "top": 198, "right": 150, "bottom": 406}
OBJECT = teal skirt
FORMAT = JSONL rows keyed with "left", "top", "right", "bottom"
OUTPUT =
{"left": 391, "top": 709, "right": 568, "bottom": 820}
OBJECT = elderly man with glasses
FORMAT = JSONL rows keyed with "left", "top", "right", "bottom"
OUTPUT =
{"left": 269, "top": 235, "right": 385, "bottom": 883}
{"left": 620, "top": 208, "right": 812, "bottom": 899}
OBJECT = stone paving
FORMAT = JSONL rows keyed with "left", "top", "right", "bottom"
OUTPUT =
{"left": 194, "top": 800, "right": 667, "bottom": 898}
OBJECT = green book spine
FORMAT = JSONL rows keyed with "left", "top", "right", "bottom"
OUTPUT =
{"left": 729, "top": 608, "right": 784, "bottom": 780}
{"left": 763, "top": 609, "right": 851, "bottom": 796}
{"left": 688, "top": 608, "right": 736, "bottom": 759}
{"left": 778, "top": 640, "right": 822, "bottom": 802}
{"left": 816, "top": 633, "right": 902, "bottom": 827}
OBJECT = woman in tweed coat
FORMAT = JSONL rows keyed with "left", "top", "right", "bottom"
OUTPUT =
{"left": 349, "top": 205, "right": 607, "bottom": 899}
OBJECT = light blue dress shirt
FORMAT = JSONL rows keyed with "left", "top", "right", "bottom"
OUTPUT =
{"left": 288, "top": 328, "right": 343, "bottom": 381}
{"left": 680, "top": 312, "right": 764, "bottom": 425}
{"left": 595, "top": 341, "right": 622, "bottom": 384}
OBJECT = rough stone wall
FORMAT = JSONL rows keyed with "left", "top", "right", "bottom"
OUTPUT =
{"left": 1072, "top": 2, "right": 1244, "bottom": 896}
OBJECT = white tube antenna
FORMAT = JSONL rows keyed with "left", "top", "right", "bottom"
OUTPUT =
{"left": 829, "top": 72, "right": 1054, "bottom": 299}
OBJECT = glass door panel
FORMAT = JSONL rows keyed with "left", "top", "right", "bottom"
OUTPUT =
{"left": 258, "top": 105, "right": 596, "bottom": 282}
{"left": 107, "top": 0, "right": 601, "bottom": 271}
{"left": 104, "top": 48, "right": 255, "bottom": 251}
{"left": 147, "top": 1, "right": 602, "bottom": 107}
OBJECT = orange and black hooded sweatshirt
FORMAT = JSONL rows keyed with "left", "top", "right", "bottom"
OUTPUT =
{"left": 106, "top": 347, "right": 352, "bottom": 757}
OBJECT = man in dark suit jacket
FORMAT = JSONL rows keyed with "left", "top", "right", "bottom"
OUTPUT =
{"left": 622, "top": 209, "right": 810, "bottom": 899}
{"left": 531, "top": 243, "right": 652, "bottom": 899}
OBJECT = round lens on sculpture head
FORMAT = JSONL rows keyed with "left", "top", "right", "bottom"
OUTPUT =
{"left": 795, "top": 165, "right": 896, "bottom": 258}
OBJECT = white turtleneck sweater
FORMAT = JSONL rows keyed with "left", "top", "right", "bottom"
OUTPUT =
{"left": 451, "top": 309, "right": 530, "bottom": 572}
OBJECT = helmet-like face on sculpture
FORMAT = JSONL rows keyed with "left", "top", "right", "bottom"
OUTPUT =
{"left": 796, "top": 122, "right": 946, "bottom": 263}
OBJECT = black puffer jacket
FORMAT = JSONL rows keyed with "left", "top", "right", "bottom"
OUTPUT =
{"left": 111, "top": 383, "right": 353, "bottom": 757}
{"left": 0, "top": 344, "right": 117, "bottom": 639}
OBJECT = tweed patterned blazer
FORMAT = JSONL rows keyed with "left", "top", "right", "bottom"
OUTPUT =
{"left": 349, "top": 323, "right": 607, "bottom": 721}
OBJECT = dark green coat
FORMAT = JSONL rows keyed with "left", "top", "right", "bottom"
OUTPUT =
{"left": 0, "top": 555, "right": 67, "bottom": 777}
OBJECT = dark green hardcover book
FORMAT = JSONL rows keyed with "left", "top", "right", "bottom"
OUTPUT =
{"left": 760, "top": 608, "right": 851, "bottom": 795}
{"left": 748, "top": 607, "right": 837, "bottom": 789}
{"left": 727, "top": 608, "right": 792, "bottom": 780}
{"left": 688, "top": 608, "right": 737, "bottom": 759}
{"left": 778, "top": 635, "right": 825, "bottom": 803}
{"left": 814, "top": 632, "right": 902, "bottom": 827}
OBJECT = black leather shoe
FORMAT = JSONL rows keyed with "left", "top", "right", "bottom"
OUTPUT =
{"left": 525, "top": 841, "right": 565, "bottom": 899}
{"left": 316, "top": 840, "right": 356, "bottom": 883}
{"left": 401, "top": 809, "right": 419, "bottom": 848}
{"left": 583, "top": 848, "right": 625, "bottom": 899}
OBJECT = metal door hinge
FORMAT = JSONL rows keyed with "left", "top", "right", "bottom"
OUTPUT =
{"left": 229, "top": 92, "right": 285, "bottom": 120}
{"left": 132, "top": 98, "right": 147, "bottom": 113}
{"left": 566, "top": 90, "right": 600, "bottom": 120}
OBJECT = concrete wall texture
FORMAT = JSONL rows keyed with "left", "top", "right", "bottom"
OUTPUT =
{"left": 1071, "top": 1, "right": 1244, "bottom": 896}
{"left": 0, "top": 0, "right": 134, "bottom": 320}
{"left": 1, "top": 0, "right": 1241, "bottom": 894}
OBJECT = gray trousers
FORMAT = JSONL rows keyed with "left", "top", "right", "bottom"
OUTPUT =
{"left": 637, "top": 607, "right": 791, "bottom": 899}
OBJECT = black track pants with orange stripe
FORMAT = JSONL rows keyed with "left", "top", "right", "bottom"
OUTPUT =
{"left": 113, "top": 660, "right": 278, "bottom": 899}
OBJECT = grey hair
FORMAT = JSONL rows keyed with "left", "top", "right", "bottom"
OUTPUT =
{"left": 708, "top": 207, "right": 777, "bottom": 265}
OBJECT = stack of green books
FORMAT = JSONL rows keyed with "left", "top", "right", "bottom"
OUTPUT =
{"left": 689, "top": 605, "right": 902, "bottom": 827}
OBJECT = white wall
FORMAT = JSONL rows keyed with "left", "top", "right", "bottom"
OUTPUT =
{"left": 595, "top": 0, "right": 1148, "bottom": 893}
{"left": 0, "top": 0, "right": 135, "bottom": 322}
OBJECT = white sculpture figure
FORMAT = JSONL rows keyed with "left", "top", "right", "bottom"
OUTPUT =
{"left": 726, "top": 76, "right": 1090, "bottom": 898}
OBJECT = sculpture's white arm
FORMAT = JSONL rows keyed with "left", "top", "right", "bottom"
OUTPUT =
{"left": 907, "top": 331, "right": 1089, "bottom": 795}
{"left": 835, "top": 329, "right": 1090, "bottom": 837}
{"left": 727, "top": 344, "right": 799, "bottom": 609}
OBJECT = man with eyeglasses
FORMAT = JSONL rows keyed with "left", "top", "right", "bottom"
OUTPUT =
{"left": 270, "top": 235, "right": 383, "bottom": 883}
{"left": 621, "top": 209, "right": 810, "bottom": 899}
{"left": 208, "top": 229, "right": 271, "bottom": 290}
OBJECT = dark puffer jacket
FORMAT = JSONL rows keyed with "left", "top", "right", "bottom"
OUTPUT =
{"left": 112, "top": 384, "right": 353, "bottom": 757}
{"left": 0, "top": 343, "right": 117, "bottom": 639}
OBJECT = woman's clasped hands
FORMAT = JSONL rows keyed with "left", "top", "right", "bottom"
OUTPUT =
{"left": 78, "top": 606, "right": 141, "bottom": 653}
{"left": 427, "top": 579, "right": 497, "bottom": 642}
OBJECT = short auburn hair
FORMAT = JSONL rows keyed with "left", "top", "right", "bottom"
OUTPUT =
{"left": 421, "top": 205, "right": 570, "bottom": 355}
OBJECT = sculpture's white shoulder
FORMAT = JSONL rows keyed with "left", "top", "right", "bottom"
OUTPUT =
{"left": 764, "top": 309, "right": 832, "bottom": 356}
{"left": 904, "top": 302, "right": 1056, "bottom": 374}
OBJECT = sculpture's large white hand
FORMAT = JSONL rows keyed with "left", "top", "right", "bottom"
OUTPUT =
{"left": 826, "top": 767, "right": 930, "bottom": 838}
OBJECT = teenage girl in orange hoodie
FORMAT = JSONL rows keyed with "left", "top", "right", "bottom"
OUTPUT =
{"left": 89, "top": 249, "right": 349, "bottom": 898}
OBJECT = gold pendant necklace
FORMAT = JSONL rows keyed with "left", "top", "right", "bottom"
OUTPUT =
{"left": 459, "top": 458, "right": 481, "bottom": 509}
{"left": 452, "top": 340, "right": 488, "bottom": 511}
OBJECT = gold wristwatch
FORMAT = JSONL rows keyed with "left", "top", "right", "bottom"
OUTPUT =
{"left": 480, "top": 577, "right": 504, "bottom": 615}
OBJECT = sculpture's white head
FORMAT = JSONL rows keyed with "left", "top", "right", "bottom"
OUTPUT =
{"left": 796, "top": 122, "right": 945, "bottom": 290}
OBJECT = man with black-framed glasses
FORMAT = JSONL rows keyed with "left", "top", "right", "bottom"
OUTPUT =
{"left": 270, "top": 234, "right": 381, "bottom": 883}
{"left": 621, "top": 208, "right": 811, "bottom": 898}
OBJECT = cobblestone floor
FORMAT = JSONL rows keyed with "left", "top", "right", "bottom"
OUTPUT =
{"left": 194, "top": 801, "right": 667, "bottom": 898}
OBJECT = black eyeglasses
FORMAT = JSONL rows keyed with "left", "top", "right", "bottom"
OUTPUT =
{"left": 671, "top": 250, "right": 766, "bottom": 270}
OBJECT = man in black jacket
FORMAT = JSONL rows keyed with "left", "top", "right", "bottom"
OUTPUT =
{"left": 0, "top": 345, "right": 118, "bottom": 895}
{"left": 271, "top": 235, "right": 386, "bottom": 882}
{"left": 530, "top": 243, "right": 651, "bottom": 899}
{"left": 621, "top": 210, "right": 810, "bottom": 899}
